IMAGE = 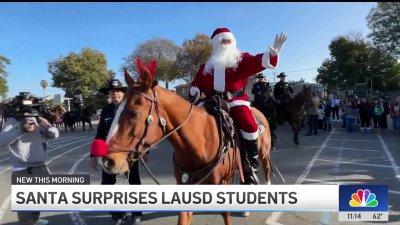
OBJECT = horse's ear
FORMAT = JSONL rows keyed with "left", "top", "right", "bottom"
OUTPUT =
{"left": 140, "top": 67, "right": 153, "bottom": 90}
{"left": 124, "top": 68, "right": 135, "bottom": 86}
{"left": 136, "top": 58, "right": 157, "bottom": 90}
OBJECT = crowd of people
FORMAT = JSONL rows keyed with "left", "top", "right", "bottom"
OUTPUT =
{"left": 307, "top": 94, "right": 400, "bottom": 134}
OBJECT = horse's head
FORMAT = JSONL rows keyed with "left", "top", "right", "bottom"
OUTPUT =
{"left": 101, "top": 58, "right": 166, "bottom": 175}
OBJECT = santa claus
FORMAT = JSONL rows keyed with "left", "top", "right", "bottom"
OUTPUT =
{"left": 189, "top": 27, "right": 287, "bottom": 184}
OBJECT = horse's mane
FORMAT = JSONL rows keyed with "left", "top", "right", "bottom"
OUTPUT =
{"left": 290, "top": 90, "right": 308, "bottom": 109}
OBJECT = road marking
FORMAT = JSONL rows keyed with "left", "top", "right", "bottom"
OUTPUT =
{"left": 316, "top": 159, "right": 398, "bottom": 169}
{"left": 48, "top": 133, "right": 94, "bottom": 146}
{"left": 0, "top": 195, "right": 10, "bottom": 224}
{"left": 265, "top": 129, "right": 336, "bottom": 225}
{"left": 389, "top": 190, "right": 400, "bottom": 195}
{"left": 329, "top": 138, "right": 379, "bottom": 142}
{"left": 0, "top": 137, "right": 93, "bottom": 171}
{"left": 0, "top": 141, "right": 91, "bottom": 224}
{"left": 377, "top": 133, "right": 400, "bottom": 184}
{"left": 68, "top": 152, "right": 90, "bottom": 225}
{"left": 324, "top": 146, "right": 381, "bottom": 152}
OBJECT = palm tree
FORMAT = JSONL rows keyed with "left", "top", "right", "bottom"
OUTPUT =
{"left": 40, "top": 80, "right": 48, "bottom": 97}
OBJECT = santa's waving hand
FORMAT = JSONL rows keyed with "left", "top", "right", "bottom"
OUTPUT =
{"left": 269, "top": 33, "right": 288, "bottom": 56}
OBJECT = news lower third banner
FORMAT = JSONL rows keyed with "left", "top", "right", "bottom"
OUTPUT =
{"left": 10, "top": 175, "right": 388, "bottom": 221}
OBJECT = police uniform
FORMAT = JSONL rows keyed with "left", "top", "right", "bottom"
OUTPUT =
{"left": 251, "top": 74, "right": 277, "bottom": 150}
{"left": 92, "top": 79, "right": 142, "bottom": 224}
{"left": 274, "top": 72, "right": 293, "bottom": 125}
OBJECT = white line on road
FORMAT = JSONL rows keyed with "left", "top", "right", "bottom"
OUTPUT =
{"left": 377, "top": 133, "right": 400, "bottom": 184}
{"left": 324, "top": 146, "right": 381, "bottom": 152}
{"left": 265, "top": 129, "right": 336, "bottom": 225}
{"left": 329, "top": 138, "right": 379, "bottom": 142}
{"left": 389, "top": 190, "right": 400, "bottom": 195}
{"left": 0, "top": 137, "right": 93, "bottom": 172}
{"left": 0, "top": 141, "right": 91, "bottom": 225}
{"left": 0, "top": 195, "right": 10, "bottom": 224}
{"left": 316, "top": 158, "right": 399, "bottom": 169}
{"left": 68, "top": 152, "right": 90, "bottom": 225}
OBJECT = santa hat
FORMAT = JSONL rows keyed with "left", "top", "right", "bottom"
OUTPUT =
{"left": 210, "top": 27, "right": 235, "bottom": 44}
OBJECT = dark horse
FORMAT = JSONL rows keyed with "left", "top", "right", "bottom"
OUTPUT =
{"left": 80, "top": 105, "right": 95, "bottom": 131}
{"left": 62, "top": 111, "right": 79, "bottom": 132}
{"left": 281, "top": 86, "right": 313, "bottom": 146}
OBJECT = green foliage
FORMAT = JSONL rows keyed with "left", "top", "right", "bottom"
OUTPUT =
{"left": 48, "top": 48, "right": 112, "bottom": 108}
{"left": 0, "top": 55, "right": 11, "bottom": 97}
{"left": 367, "top": 2, "right": 400, "bottom": 58}
{"left": 0, "top": 77, "right": 9, "bottom": 98}
{"left": 123, "top": 38, "right": 180, "bottom": 89}
{"left": 175, "top": 33, "right": 212, "bottom": 83}
{"left": 316, "top": 35, "right": 400, "bottom": 93}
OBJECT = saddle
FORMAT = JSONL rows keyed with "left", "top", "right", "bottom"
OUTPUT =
{"left": 203, "top": 96, "right": 266, "bottom": 183}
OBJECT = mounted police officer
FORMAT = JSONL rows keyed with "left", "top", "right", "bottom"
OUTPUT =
{"left": 90, "top": 79, "right": 143, "bottom": 225}
{"left": 251, "top": 73, "right": 278, "bottom": 150}
{"left": 274, "top": 72, "right": 293, "bottom": 125}
{"left": 252, "top": 73, "right": 271, "bottom": 105}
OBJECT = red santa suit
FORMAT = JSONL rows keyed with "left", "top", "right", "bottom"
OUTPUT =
{"left": 191, "top": 30, "right": 279, "bottom": 140}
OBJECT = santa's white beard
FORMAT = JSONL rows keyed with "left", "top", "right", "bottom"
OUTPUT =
{"left": 205, "top": 42, "right": 242, "bottom": 74}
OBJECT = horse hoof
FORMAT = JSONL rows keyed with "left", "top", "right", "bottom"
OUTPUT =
{"left": 241, "top": 212, "right": 250, "bottom": 217}
{"left": 296, "top": 144, "right": 301, "bottom": 148}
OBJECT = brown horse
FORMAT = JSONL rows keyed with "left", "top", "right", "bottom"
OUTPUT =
{"left": 46, "top": 105, "right": 65, "bottom": 127}
{"left": 102, "top": 66, "right": 272, "bottom": 225}
{"left": 281, "top": 86, "right": 313, "bottom": 146}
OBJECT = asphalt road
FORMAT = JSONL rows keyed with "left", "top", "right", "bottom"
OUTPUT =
{"left": 0, "top": 120, "right": 399, "bottom": 225}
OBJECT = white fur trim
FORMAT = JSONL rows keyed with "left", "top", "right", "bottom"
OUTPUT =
{"left": 212, "top": 32, "right": 235, "bottom": 43}
{"left": 262, "top": 52, "right": 279, "bottom": 69}
{"left": 240, "top": 129, "right": 259, "bottom": 140}
{"left": 228, "top": 100, "right": 251, "bottom": 108}
{"left": 213, "top": 66, "right": 225, "bottom": 92}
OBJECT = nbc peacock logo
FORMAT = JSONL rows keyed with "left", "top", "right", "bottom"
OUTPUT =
{"left": 349, "top": 189, "right": 378, "bottom": 207}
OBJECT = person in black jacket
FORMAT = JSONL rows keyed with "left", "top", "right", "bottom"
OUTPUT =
{"left": 273, "top": 72, "right": 293, "bottom": 125}
{"left": 358, "top": 97, "right": 373, "bottom": 132}
{"left": 251, "top": 73, "right": 277, "bottom": 150}
{"left": 90, "top": 79, "right": 143, "bottom": 225}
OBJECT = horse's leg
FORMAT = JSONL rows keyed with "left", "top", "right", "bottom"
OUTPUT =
{"left": 221, "top": 212, "right": 231, "bottom": 225}
{"left": 89, "top": 120, "right": 93, "bottom": 130}
{"left": 291, "top": 122, "right": 300, "bottom": 146}
{"left": 82, "top": 120, "right": 85, "bottom": 131}
{"left": 177, "top": 212, "right": 193, "bottom": 225}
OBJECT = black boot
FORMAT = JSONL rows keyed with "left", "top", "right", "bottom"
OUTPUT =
{"left": 245, "top": 139, "right": 259, "bottom": 171}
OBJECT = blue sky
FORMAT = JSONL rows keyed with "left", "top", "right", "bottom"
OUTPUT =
{"left": 0, "top": 2, "right": 376, "bottom": 98}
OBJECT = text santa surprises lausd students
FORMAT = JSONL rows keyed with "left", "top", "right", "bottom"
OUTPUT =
{"left": 188, "top": 27, "right": 287, "bottom": 184}
{"left": 0, "top": 104, "right": 59, "bottom": 225}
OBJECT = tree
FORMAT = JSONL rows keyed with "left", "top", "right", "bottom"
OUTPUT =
{"left": 367, "top": 2, "right": 400, "bottom": 58}
{"left": 175, "top": 33, "right": 212, "bottom": 83}
{"left": 0, "top": 55, "right": 11, "bottom": 97}
{"left": 40, "top": 80, "right": 48, "bottom": 97}
{"left": 316, "top": 35, "right": 400, "bottom": 94}
{"left": 123, "top": 38, "right": 180, "bottom": 89}
{"left": 48, "top": 48, "right": 112, "bottom": 109}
